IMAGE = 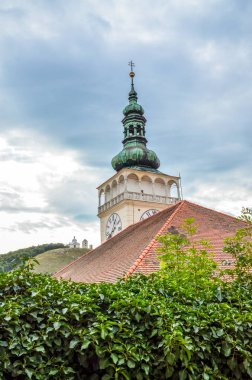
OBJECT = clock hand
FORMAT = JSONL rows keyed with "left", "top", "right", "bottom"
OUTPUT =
{"left": 111, "top": 219, "right": 117, "bottom": 234}
{"left": 107, "top": 221, "right": 116, "bottom": 239}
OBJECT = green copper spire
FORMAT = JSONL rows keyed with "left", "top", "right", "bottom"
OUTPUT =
{"left": 111, "top": 63, "right": 160, "bottom": 172}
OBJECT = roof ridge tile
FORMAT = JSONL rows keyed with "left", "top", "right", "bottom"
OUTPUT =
{"left": 182, "top": 199, "right": 245, "bottom": 224}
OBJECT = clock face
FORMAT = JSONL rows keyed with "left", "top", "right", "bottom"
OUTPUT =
{"left": 106, "top": 213, "right": 122, "bottom": 239}
{"left": 140, "top": 209, "right": 158, "bottom": 221}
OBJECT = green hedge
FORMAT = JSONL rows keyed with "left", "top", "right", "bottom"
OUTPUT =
{"left": 0, "top": 265, "right": 251, "bottom": 380}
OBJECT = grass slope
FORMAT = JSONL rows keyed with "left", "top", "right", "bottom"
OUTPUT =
{"left": 0, "top": 243, "right": 66, "bottom": 273}
{"left": 33, "top": 247, "right": 89, "bottom": 275}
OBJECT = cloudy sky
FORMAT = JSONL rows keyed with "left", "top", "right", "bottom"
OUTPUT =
{"left": 0, "top": 0, "right": 251, "bottom": 253}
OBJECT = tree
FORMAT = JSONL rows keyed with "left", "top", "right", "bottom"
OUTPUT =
{"left": 157, "top": 218, "right": 219, "bottom": 296}
{"left": 222, "top": 207, "right": 252, "bottom": 283}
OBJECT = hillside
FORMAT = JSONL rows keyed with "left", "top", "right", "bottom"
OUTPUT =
{"left": 0, "top": 243, "right": 66, "bottom": 272}
{"left": 33, "top": 247, "right": 90, "bottom": 275}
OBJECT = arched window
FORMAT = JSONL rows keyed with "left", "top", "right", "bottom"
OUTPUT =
{"left": 111, "top": 180, "right": 117, "bottom": 198}
{"left": 129, "top": 125, "right": 134, "bottom": 136}
{"left": 137, "top": 125, "right": 142, "bottom": 136}
{"left": 154, "top": 178, "right": 166, "bottom": 196}
{"left": 105, "top": 185, "right": 111, "bottom": 202}
{"left": 169, "top": 181, "right": 179, "bottom": 198}
{"left": 99, "top": 189, "right": 105, "bottom": 206}
{"left": 127, "top": 173, "right": 139, "bottom": 192}
{"left": 118, "top": 175, "right": 125, "bottom": 194}
{"left": 141, "top": 175, "right": 152, "bottom": 194}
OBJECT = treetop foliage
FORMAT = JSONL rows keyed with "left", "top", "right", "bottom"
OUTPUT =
{"left": 0, "top": 243, "right": 66, "bottom": 273}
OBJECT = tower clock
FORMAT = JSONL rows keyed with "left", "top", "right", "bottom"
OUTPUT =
{"left": 105, "top": 213, "right": 122, "bottom": 239}
{"left": 140, "top": 209, "right": 158, "bottom": 220}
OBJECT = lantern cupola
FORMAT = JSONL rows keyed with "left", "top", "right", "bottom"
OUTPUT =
{"left": 111, "top": 64, "right": 160, "bottom": 172}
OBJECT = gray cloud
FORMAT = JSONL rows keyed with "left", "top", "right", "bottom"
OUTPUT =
{"left": 0, "top": 188, "right": 45, "bottom": 214}
{"left": 14, "top": 218, "right": 71, "bottom": 234}
{"left": 39, "top": 173, "right": 99, "bottom": 222}
{"left": 0, "top": 148, "right": 35, "bottom": 163}
{"left": 0, "top": 225, "right": 16, "bottom": 233}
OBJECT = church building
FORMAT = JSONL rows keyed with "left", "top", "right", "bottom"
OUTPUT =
{"left": 68, "top": 236, "right": 80, "bottom": 249}
{"left": 55, "top": 65, "right": 246, "bottom": 283}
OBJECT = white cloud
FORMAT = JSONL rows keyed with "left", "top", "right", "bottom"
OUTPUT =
{"left": 0, "top": 130, "right": 100, "bottom": 253}
{"left": 0, "top": 209, "right": 100, "bottom": 253}
{"left": 192, "top": 39, "right": 252, "bottom": 79}
{"left": 186, "top": 175, "right": 252, "bottom": 217}
{"left": 0, "top": 0, "right": 221, "bottom": 47}
{"left": 0, "top": 2, "right": 59, "bottom": 40}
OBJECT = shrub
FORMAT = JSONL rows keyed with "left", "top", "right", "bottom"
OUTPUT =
{"left": 0, "top": 219, "right": 251, "bottom": 379}
{"left": 0, "top": 261, "right": 251, "bottom": 379}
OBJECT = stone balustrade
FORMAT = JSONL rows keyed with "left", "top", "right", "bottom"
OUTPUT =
{"left": 98, "top": 191, "right": 179, "bottom": 214}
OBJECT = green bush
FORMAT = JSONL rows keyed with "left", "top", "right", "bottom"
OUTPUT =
{"left": 0, "top": 263, "right": 251, "bottom": 379}
{"left": 0, "top": 219, "right": 251, "bottom": 379}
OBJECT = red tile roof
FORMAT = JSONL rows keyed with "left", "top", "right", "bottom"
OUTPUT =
{"left": 55, "top": 200, "right": 246, "bottom": 283}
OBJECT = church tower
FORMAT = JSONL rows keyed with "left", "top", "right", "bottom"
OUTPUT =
{"left": 97, "top": 63, "right": 181, "bottom": 242}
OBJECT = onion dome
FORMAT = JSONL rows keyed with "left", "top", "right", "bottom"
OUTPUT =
{"left": 112, "top": 64, "right": 160, "bottom": 172}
